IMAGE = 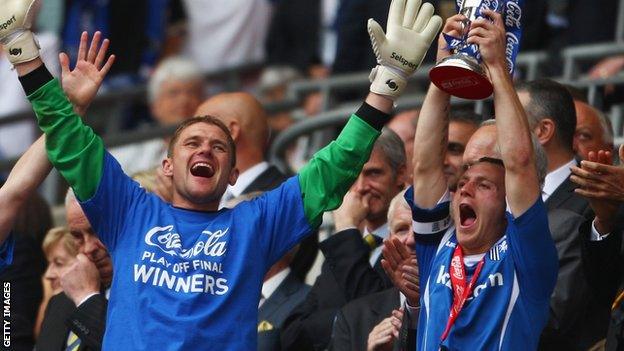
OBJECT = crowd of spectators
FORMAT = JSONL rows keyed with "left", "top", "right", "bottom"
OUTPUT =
{"left": 1, "top": 0, "right": 624, "bottom": 350}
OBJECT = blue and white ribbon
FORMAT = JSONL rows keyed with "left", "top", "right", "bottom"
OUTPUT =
{"left": 444, "top": 0, "right": 524, "bottom": 75}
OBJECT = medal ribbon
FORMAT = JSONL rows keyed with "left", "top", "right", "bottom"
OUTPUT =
{"left": 440, "top": 244, "right": 485, "bottom": 341}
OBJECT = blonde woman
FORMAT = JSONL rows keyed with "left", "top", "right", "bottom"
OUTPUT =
{"left": 34, "top": 227, "right": 78, "bottom": 337}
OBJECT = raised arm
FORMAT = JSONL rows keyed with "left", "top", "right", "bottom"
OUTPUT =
{"left": 298, "top": 0, "right": 441, "bottom": 227}
{"left": 0, "top": 136, "right": 51, "bottom": 244}
{"left": 412, "top": 14, "right": 465, "bottom": 208}
{"left": 6, "top": 30, "right": 114, "bottom": 202}
{"left": 468, "top": 9, "right": 539, "bottom": 216}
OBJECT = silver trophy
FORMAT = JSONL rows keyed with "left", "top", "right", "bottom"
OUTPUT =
{"left": 429, "top": 0, "right": 493, "bottom": 100}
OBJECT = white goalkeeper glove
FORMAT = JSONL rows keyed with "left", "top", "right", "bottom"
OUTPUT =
{"left": 0, "top": 0, "right": 42, "bottom": 64}
{"left": 368, "top": 0, "right": 442, "bottom": 100}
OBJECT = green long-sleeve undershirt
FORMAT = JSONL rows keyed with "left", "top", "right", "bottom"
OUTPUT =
{"left": 27, "top": 78, "right": 381, "bottom": 227}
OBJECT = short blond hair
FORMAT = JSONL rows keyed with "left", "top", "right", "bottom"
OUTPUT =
{"left": 132, "top": 168, "right": 159, "bottom": 193}
{"left": 42, "top": 227, "right": 78, "bottom": 258}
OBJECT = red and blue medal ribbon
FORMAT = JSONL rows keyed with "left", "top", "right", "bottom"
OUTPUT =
{"left": 440, "top": 244, "right": 486, "bottom": 341}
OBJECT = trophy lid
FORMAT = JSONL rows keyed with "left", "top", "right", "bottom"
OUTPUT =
{"left": 429, "top": 56, "right": 493, "bottom": 100}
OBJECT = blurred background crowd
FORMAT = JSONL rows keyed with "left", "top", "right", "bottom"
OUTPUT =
{"left": 1, "top": 0, "right": 624, "bottom": 350}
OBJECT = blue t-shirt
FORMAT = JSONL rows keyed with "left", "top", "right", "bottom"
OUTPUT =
{"left": 405, "top": 187, "right": 558, "bottom": 351}
{"left": 80, "top": 152, "right": 313, "bottom": 350}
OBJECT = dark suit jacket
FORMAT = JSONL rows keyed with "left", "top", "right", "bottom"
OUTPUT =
{"left": 242, "top": 164, "right": 319, "bottom": 282}
{"left": 539, "top": 175, "right": 613, "bottom": 350}
{"left": 0, "top": 232, "right": 45, "bottom": 351}
{"left": 258, "top": 272, "right": 311, "bottom": 351}
{"left": 281, "top": 228, "right": 393, "bottom": 351}
{"left": 328, "top": 288, "right": 401, "bottom": 351}
{"left": 36, "top": 292, "right": 107, "bottom": 351}
{"left": 242, "top": 165, "right": 288, "bottom": 196}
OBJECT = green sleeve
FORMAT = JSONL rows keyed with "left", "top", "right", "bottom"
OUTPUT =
{"left": 27, "top": 79, "right": 104, "bottom": 201}
{"left": 298, "top": 115, "right": 380, "bottom": 227}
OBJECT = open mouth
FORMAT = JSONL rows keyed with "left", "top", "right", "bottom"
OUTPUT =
{"left": 459, "top": 203, "right": 477, "bottom": 227}
{"left": 190, "top": 162, "right": 215, "bottom": 178}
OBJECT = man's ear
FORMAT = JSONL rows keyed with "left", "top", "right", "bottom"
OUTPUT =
{"left": 162, "top": 158, "right": 174, "bottom": 177}
{"left": 228, "top": 167, "right": 239, "bottom": 186}
{"left": 396, "top": 164, "right": 408, "bottom": 189}
{"left": 228, "top": 120, "right": 241, "bottom": 142}
{"left": 533, "top": 118, "right": 556, "bottom": 146}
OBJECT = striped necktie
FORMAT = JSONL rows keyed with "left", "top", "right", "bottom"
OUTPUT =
{"left": 363, "top": 233, "right": 383, "bottom": 251}
{"left": 65, "top": 331, "right": 81, "bottom": 351}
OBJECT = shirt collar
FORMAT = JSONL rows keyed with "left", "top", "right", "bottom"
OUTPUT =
{"left": 542, "top": 158, "right": 576, "bottom": 201}
{"left": 363, "top": 222, "right": 390, "bottom": 239}
{"left": 261, "top": 267, "right": 290, "bottom": 300}
{"left": 227, "top": 161, "right": 269, "bottom": 198}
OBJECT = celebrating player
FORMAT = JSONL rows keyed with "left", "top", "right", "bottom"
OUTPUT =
{"left": 0, "top": 0, "right": 441, "bottom": 348}
{"left": 382, "top": 9, "right": 558, "bottom": 350}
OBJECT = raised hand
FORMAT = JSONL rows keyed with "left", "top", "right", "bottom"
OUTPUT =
{"left": 381, "top": 237, "right": 420, "bottom": 306}
{"left": 366, "top": 309, "right": 403, "bottom": 351}
{"left": 367, "top": 0, "right": 442, "bottom": 99}
{"left": 60, "top": 31, "right": 115, "bottom": 116}
{"left": 332, "top": 190, "right": 371, "bottom": 231}
{"left": 467, "top": 9, "right": 507, "bottom": 75}
{"left": 436, "top": 14, "right": 466, "bottom": 62}
{"left": 0, "top": 0, "right": 41, "bottom": 64}
{"left": 60, "top": 253, "right": 101, "bottom": 305}
{"left": 570, "top": 147, "right": 624, "bottom": 233}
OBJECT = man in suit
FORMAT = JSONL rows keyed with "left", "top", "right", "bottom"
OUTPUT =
{"left": 329, "top": 192, "right": 418, "bottom": 351}
{"left": 258, "top": 247, "right": 311, "bottom": 351}
{"left": 194, "top": 92, "right": 317, "bottom": 280}
{"left": 281, "top": 129, "right": 407, "bottom": 351}
{"left": 516, "top": 79, "right": 616, "bottom": 349}
{"left": 36, "top": 192, "right": 110, "bottom": 351}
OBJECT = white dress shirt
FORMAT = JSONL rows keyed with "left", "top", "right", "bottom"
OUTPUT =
{"left": 220, "top": 161, "right": 269, "bottom": 208}
{"left": 259, "top": 267, "right": 290, "bottom": 308}
{"left": 364, "top": 223, "right": 390, "bottom": 267}
{"left": 542, "top": 158, "right": 608, "bottom": 240}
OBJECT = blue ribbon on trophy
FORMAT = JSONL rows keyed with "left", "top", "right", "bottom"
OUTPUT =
{"left": 429, "top": 0, "right": 524, "bottom": 100}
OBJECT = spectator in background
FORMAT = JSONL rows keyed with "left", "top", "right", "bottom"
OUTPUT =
{"left": 36, "top": 191, "right": 111, "bottom": 351}
{"left": 110, "top": 56, "right": 204, "bottom": 175}
{"left": 387, "top": 109, "right": 418, "bottom": 184}
{"left": 444, "top": 110, "right": 481, "bottom": 192}
{"left": 281, "top": 129, "right": 407, "bottom": 351}
{"left": 35, "top": 227, "right": 78, "bottom": 337}
{"left": 181, "top": 0, "right": 272, "bottom": 74}
{"left": 61, "top": 0, "right": 183, "bottom": 84}
{"left": 257, "top": 66, "right": 302, "bottom": 134}
{"left": 574, "top": 100, "right": 614, "bottom": 160}
{"left": 329, "top": 191, "right": 419, "bottom": 351}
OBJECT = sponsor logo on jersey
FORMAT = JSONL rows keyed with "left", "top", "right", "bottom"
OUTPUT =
{"left": 435, "top": 264, "right": 504, "bottom": 298}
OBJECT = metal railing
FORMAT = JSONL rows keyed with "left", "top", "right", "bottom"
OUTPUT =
{"left": 2, "top": 39, "right": 624, "bottom": 204}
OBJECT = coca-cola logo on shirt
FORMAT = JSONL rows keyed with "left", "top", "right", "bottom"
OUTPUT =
{"left": 144, "top": 225, "right": 228, "bottom": 259}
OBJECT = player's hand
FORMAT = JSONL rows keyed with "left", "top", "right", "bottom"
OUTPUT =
{"left": 333, "top": 190, "right": 371, "bottom": 231}
{"left": 61, "top": 253, "right": 101, "bottom": 306}
{"left": 60, "top": 31, "right": 115, "bottom": 116}
{"left": 436, "top": 14, "right": 466, "bottom": 62}
{"left": 466, "top": 9, "right": 507, "bottom": 75}
{"left": 0, "top": 0, "right": 42, "bottom": 64}
{"left": 367, "top": 0, "right": 442, "bottom": 100}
